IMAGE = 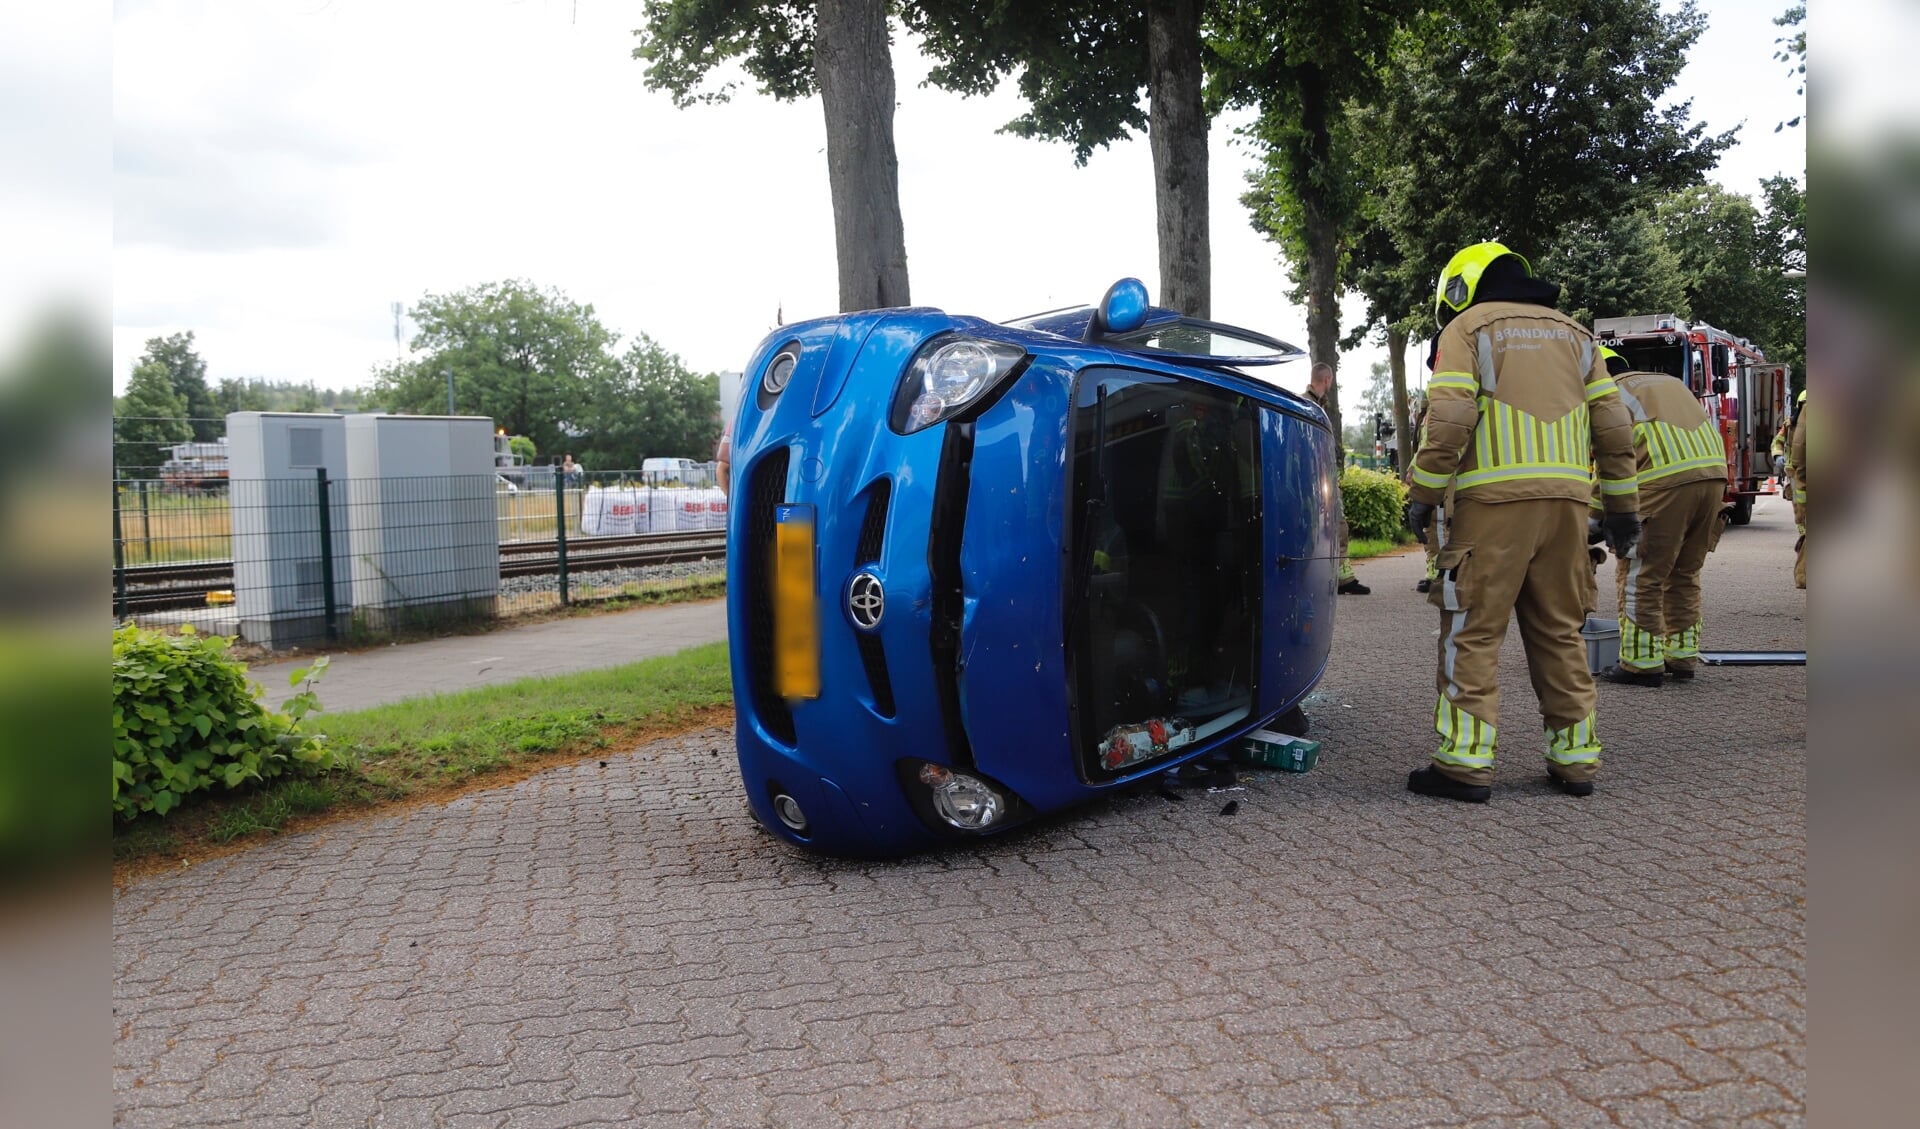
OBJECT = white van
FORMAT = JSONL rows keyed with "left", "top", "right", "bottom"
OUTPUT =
{"left": 641, "top": 457, "right": 698, "bottom": 484}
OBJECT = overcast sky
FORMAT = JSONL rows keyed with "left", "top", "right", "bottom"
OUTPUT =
{"left": 107, "top": 0, "right": 1813, "bottom": 399}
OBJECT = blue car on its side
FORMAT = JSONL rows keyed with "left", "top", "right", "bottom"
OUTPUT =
{"left": 725, "top": 279, "right": 1339, "bottom": 856}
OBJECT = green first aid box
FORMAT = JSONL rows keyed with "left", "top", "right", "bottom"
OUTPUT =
{"left": 1238, "top": 728, "right": 1321, "bottom": 773}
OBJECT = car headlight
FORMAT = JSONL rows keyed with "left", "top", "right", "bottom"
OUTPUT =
{"left": 891, "top": 335, "right": 1027, "bottom": 434}
{"left": 916, "top": 763, "right": 1006, "bottom": 831}
{"left": 757, "top": 343, "right": 801, "bottom": 411}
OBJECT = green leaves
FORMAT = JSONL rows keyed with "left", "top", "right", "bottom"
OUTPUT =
{"left": 112, "top": 625, "right": 336, "bottom": 822}
{"left": 1359, "top": 0, "right": 1737, "bottom": 327}
{"left": 1340, "top": 467, "right": 1409, "bottom": 542}
{"left": 632, "top": 1, "right": 819, "bottom": 107}
{"left": 112, "top": 359, "right": 191, "bottom": 475}
{"left": 370, "top": 282, "right": 718, "bottom": 471}
{"left": 578, "top": 338, "right": 722, "bottom": 473}
{"left": 1540, "top": 210, "right": 1690, "bottom": 328}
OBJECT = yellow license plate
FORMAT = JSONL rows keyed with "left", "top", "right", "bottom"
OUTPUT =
{"left": 773, "top": 504, "right": 820, "bottom": 700}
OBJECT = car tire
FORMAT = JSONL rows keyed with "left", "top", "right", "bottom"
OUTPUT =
{"left": 1728, "top": 494, "right": 1753, "bottom": 526}
{"left": 1274, "top": 706, "right": 1310, "bottom": 737}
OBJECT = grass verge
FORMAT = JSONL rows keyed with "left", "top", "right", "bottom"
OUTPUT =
{"left": 1350, "top": 533, "right": 1419, "bottom": 561}
{"left": 113, "top": 641, "right": 734, "bottom": 881}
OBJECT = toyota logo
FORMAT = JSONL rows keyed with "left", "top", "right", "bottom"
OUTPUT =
{"left": 847, "top": 571, "right": 885, "bottom": 631}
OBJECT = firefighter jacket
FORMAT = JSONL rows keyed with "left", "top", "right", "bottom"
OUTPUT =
{"left": 1611, "top": 369, "right": 1728, "bottom": 492}
{"left": 1408, "top": 301, "right": 1638, "bottom": 514}
{"left": 1305, "top": 385, "right": 1343, "bottom": 465}
{"left": 1789, "top": 398, "right": 1809, "bottom": 506}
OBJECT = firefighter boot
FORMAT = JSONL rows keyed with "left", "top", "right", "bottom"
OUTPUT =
{"left": 1407, "top": 766, "right": 1491, "bottom": 804}
{"left": 1546, "top": 769, "right": 1595, "bottom": 797}
{"left": 1598, "top": 664, "right": 1663, "bottom": 687}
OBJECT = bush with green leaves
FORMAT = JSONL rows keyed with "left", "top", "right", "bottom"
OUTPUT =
{"left": 112, "top": 625, "right": 333, "bottom": 820}
{"left": 1340, "top": 466, "right": 1410, "bottom": 541}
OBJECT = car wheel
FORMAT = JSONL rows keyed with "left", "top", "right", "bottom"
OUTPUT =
{"left": 1728, "top": 494, "right": 1753, "bottom": 526}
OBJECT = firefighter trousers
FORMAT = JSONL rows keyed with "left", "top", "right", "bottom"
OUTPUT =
{"left": 1430, "top": 497, "right": 1601, "bottom": 786}
{"left": 1614, "top": 479, "right": 1724, "bottom": 673}
{"left": 1793, "top": 495, "right": 1807, "bottom": 590}
{"left": 1421, "top": 491, "right": 1454, "bottom": 579}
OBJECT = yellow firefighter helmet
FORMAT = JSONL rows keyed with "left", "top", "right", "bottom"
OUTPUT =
{"left": 1435, "top": 241, "right": 1533, "bottom": 328}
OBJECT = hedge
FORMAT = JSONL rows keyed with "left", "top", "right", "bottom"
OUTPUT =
{"left": 1340, "top": 466, "right": 1409, "bottom": 541}
{"left": 112, "top": 625, "right": 333, "bottom": 820}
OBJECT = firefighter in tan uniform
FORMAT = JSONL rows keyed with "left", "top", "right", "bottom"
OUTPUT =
{"left": 1407, "top": 395, "right": 1444, "bottom": 592}
{"left": 1404, "top": 243, "right": 1641, "bottom": 801}
{"left": 1592, "top": 348, "right": 1729, "bottom": 686}
{"left": 1305, "top": 363, "right": 1369, "bottom": 594}
{"left": 1408, "top": 339, "right": 1448, "bottom": 594}
{"left": 1789, "top": 389, "right": 1807, "bottom": 589}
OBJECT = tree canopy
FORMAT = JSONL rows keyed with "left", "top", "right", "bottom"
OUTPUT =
{"left": 1367, "top": 0, "right": 1737, "bottom": 326}
{"left": 1539, "top": 209, "right": 1691, "bottom": 328}
{"left": 1656, "top": 183, "right": 1778, "bottom": 340}
{"left": 1237, "top": 0, "right": 1744, "bottom": 460}
{"left": 371, "top": 281, "right": 616, "bottom": 458}
{"left": 1754, "top": 174, "right": 1805, "bottom": 375}
{"left": 1772, "top": 3, "right": 1804, "bottom": 131}
{"left": 137, "top": 332, "right": 218, "bottom": 442}
{"left": 1229, "top": 0, "right": 1420, "bottom": 457}
{"left": 578, "top": 337, "right": 724, "bottom": 473}
{"left": 370, "top": 280, "right": 719, "bottom": 471}
{"left": 113, "top": 360, "right": 190, "bottom": 475}
{"left": 212, "top": 377, "right": 360, "bottom": 416}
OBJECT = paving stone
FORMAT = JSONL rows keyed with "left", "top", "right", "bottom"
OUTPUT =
{"left": 113, "top": 505, "right": 1805, "bottom": 1126}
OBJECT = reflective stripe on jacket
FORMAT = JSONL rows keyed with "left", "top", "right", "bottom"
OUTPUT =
{"left": 1407, "top": 302, "right": 1638, "bottom": 512}
{"left": 1789, "top": 399, "right": 1809, "bottom": 505}
{"left": 1612, "top": 370, "right": 1728, "bottom": 490}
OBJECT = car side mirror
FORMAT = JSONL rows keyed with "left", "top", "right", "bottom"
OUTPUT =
{"left": 1088, "top": 278, "right": 1150, "bottom": 338}
{"left": 1712, "top": 377, "right": 1730, "bottom": 396}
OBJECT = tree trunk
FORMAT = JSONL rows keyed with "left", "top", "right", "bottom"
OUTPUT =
{"left": 1297, "top": 66, "right": 1342, "bottom": 464}
{"left": 1388, "top": 324, "right": 1412, "bottom": 477}
{"left": 815, "top": 0, "right": 911, "bottom": 312}
{"left": 1146, "top": 0, "right": 1209, "bottom": 318}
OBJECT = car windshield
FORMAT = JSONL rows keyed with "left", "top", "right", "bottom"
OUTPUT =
{"left": 1068, "top": 368, "right": 1262, "bottom": 779}
{"left": 1612, "top": 340, "right": 1689, "bottom": 385}
{"left": 1113, "top": 321, "right": 1293, "bottom": 361}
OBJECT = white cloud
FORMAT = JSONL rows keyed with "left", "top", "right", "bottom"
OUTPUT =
{"left": 111, "top": 0, "right": 1807, "bottom": 396}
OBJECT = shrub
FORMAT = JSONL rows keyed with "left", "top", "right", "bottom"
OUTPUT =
{"left": 1340, "top": 466, "right": 1409, "bottom": 541}
{"left": 112, "top": 625, "right": 333, "bottom": 820}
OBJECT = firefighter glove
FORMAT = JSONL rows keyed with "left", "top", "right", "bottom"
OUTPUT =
{"left": 1406, "top": 501, "right": 1436, "bottom": 540}
{"left": 1603, "top": 511, "right": 1642, "bottom": 558}
{"left": 1587, "top": 515, "right": 1606, "bottom": 545}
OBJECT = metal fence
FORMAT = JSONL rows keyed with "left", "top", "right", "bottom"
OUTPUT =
{"left": 112, "top": 469, "right": 729, "bottom": 649}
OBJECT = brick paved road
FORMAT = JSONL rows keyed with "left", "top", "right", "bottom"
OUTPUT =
{"left": 115, "top": 496, "right": 1805, "bottom": 1128}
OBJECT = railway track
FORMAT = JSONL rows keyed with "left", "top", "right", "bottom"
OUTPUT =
{"left": 114, "top": 530, "right": 728, "bottom": 614}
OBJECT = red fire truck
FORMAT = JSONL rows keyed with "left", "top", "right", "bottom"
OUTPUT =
{"left": 1593, "top": 313, "right": 1792, "bottom": 526}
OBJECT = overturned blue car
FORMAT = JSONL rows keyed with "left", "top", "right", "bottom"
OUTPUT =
{"left": 725, "top": 279, "right": 1339, "bottom": 856}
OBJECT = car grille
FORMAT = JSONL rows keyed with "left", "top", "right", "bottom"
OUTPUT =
{"left": 927, "top": 423, "right": 977, "bottom": 769}
{"left": 745, "top": 448, "right": 794, "bottom": 744}
{"left": 854, "top": 479, "right": 895, "bottom": 718}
